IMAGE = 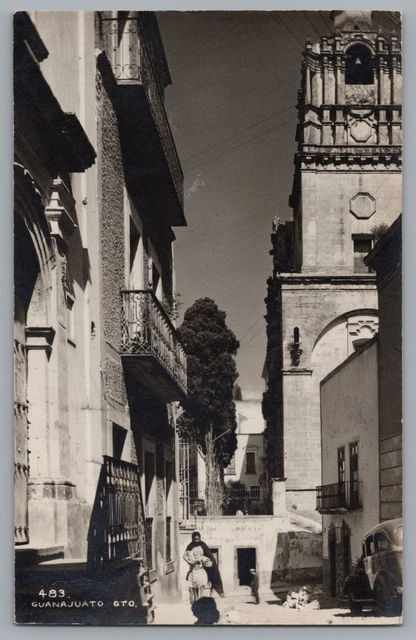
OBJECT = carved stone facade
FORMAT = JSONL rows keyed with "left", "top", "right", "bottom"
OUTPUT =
{"left": 14, "top": 10, "right": 186, "bottom": 621}
{"left": 263, "top": 11, "right": 402, "bottom": 517}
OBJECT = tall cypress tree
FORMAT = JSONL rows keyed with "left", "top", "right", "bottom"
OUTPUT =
{"left": 178, "top": 298, "right": 239, "bottom": 514}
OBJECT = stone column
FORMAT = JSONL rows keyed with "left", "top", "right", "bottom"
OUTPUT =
{"left": 272, "top": 478, "right": 287, "bottom": 517}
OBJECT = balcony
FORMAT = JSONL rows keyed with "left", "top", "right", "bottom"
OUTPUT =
{"left": 101, "top": 14, "right": 185, "bottom": 226}
{"left": 121, "top": 290, "right": 187, "bottom": 402}
{"left": 316, "top": 481, "right": 361, "bottom": 514}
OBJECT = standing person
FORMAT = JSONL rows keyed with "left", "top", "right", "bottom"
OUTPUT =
{"left": 249, "top": 568, "right": 260, "bottom": 605}
{"left": 184, "top": 532, "right": 224, "bottom": 603}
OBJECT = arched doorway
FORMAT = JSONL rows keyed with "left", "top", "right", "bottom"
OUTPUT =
{"left": 14, "top": 212, "right": 41, "bottom": 544}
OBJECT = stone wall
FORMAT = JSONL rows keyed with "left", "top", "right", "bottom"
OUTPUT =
{"left": 280, "top": 278, "right": 378, "bottom": 513}
{"left": 301, "top": 171, "right": 402, "bottom": 272}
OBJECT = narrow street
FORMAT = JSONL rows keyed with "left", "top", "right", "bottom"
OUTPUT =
{"left": 154, "top": 588, "right": 402, "bottom": 626}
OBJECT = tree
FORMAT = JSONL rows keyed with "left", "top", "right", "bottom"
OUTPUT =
{"left": 178, "top": 298, "right": 239, "bottom": 515}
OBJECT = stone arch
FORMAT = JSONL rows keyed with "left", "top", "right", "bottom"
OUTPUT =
{"left": 344, "top": 42, "right": 374, "bottom": 86}
{"left": 14, "top": 163, "right": 54, "bottom": 545}
{"left": 310, "top": 308, "right": 378, "bottom": 386}
{"left": 312, "top": 308, "right": 378, "bottom": 354}
{"left": 344, "top": 40, "right": 375, "bottom": 55}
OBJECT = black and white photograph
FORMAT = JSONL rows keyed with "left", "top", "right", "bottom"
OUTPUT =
{"left": 13, "top": 8, "right": 402, "bottom": 625}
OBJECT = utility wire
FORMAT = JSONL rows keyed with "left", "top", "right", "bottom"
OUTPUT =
{"left": 238, "top": 323, "right": 267, "bottom": 353}
{"left": 185, "top": 113, "right": 298, "bottom": 173}
{"left": 182, "top": 104, "right": 294, "bottom": 164}
{"left": 175, "top": 201, "right": 288, "bottom": 251}
{"left": 238, "top": 315, "right": 266, "bottom": 344}
{"left": 270, "top": 13, "right": 306, "bottom": 48}
{"left": 303, "top": 11, "right": 320, "bottom": 38}
{"left": 318, "top": 11, "right": 333, "bottom": 34}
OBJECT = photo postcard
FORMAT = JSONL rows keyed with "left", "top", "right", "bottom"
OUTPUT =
{"left": 13, "top": 8, "right": 402, "bottom": 625}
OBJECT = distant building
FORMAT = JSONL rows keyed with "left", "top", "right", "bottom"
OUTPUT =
{"left": 318, "top": 215, "right": 401, "bottom": 597}
{"left": 224, "top": 386, "right": 266, "bottom": 499}
{"left": 14, "top": 10, "right": 187, "bottom": 621}
{"left": 179, "top": 387, "right": 266, "bottom": 518}
{"left": 263, "top": 10, "right": 402, "bottom": 517}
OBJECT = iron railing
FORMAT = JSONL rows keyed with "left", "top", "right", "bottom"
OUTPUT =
{"left": 89, "top": 456, "right": 142, "bottom": 565}
{"left": 145, "top": 518, "right": 153, "bottom": 570}
{"left": 121, "top": 290, "right": 187, "bottom": 395}
{"left": 166, "top": 516, "right": 172, "bottom": 563}
{"left": 185, "top": 484, "right": 273, "bottom": 516}
{"left": 316, "top": 481, "right": 362, "bottom": 513}
{"left": 101, "top": 15, "right": 183, "bottom": 205}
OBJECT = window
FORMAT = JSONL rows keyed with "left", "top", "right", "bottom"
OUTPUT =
{"left": 246, "top": 452, "right": 256, "bottom": 474}
{"left": 353, "top": 237, "right": 373, "bottom": 273}
{"left": 112, "top": 424, "right": 127, "bottom": 460}
{"left": 374, "top": 532, "right": 389, "bottom": 552}
{"left": 350, "top": 443, "right": 358, "bottom": 481}
{"left": 349, "top": 442, "right": 360, "bottom": 507}
{"left": 338, "top": 447, "right": 345, "bottom": 483}
{"left": 66, "top": 294, "right": 75, "bottom": 344}
{"left": 166, "top": 516, "right": 172, "bottom": 563}
{"left": 365, "top": 535, "right": 375, "bottom": 557}
{"left": 129, "top": 220, "right": 143, "bottom": 289}
{"left": 144, "top": 451, "right": 155, "bottom": 509}
{"left": 251, "top": 486, "right": 260, "bottom": 498}
{"left": 165, "top": 460, "right": 173, "bottom": 512}
{"left": 225, "top": 455, "right": 236, "bottom": 475}
{"left": 345, "top": 44, "right": 373, "bottom": 85}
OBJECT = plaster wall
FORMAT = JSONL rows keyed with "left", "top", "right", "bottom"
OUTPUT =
{"left": 179, "top": 518, "right": 322, "bottom": 599}
{"left": 224, "top": 400, "right": 265, "bottom": 487}
{"left": 320, "top": 340, "right": 379, "bottom": 588}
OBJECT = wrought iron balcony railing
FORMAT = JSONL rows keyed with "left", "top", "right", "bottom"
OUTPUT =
{"left": 101, "top": 15, "right": 183, "bottom": 207}
{"left": 88, "top": 456, "right": 142, "bottom": 566}
{"left": 316, "top": 481, "right": 362, "bottom": 513}
{"left": 121, "top": 290, "right": 187, "bottom": 397}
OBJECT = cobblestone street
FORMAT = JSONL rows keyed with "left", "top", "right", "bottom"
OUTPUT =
{"left": 154, "top": 588, "right": 402, "bottom": 626}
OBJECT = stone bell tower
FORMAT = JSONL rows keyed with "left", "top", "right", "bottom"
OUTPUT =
{"left": 263, "top": 11, "right": 402, "bottom": 518}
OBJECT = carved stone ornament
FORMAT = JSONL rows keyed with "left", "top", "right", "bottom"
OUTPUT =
{"left": 350, "top": 192, "right": 376, "bottom": 219}
{"left": 45, "top": 178, "right": 77, "bottom": 252}
{"left": 348, "top": 108, "right": 375, "bottom": 143}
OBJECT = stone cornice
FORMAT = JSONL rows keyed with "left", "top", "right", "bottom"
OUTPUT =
{"left": 25, "top": 327, "right": 56, "bottom": 353}
{"left": 275, "top": 273, "right": 376, "bottom": 286}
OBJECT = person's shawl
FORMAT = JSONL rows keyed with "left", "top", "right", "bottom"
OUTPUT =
{"left": 186, "top": 538, "right": 224, "bottom": 597}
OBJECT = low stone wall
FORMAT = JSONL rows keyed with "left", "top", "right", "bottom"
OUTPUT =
{"left": 179, "top": 516, "right": 322, "bottom": 599}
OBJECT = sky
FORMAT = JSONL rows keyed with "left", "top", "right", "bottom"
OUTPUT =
{"left": 156, "top": 10, "right": 399, "bottom": 390}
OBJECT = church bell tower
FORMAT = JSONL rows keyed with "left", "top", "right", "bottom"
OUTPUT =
{"left": 264, "top": 11, "right": 402, "bottom": 517}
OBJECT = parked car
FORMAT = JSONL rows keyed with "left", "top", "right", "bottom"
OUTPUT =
{"left": 344, "top": 518, "right": 403, "bottom": 615}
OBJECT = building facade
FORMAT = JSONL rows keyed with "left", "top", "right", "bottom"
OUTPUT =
{"left": 179, "top": 387, "right": 267, "bottom": 518}
{"left": 366, "top": 215, "right": 402, "bottom": 522}
{"left": 318, "top": 214, "right": 402, "bottom": 598}
{"left": 224, "top": 387, "right": 266, "bottom": 498}
{"left": 14, "top": 10, "right": 187, "bottom": 622}
{"left": 263, "top": 10, "right": 402, "bottom": 516}
{"left": 319, "top": 338, "right": 379, "bottom": 597}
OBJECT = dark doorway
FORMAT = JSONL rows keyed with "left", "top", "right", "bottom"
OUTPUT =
{"left": 343, "top": 535, "right": 351, "bottom": 578}
{"left": 329, "top": 538, "right": 336, "bottom": 597}
{"left": 237, "top": 547, "right": 256, "bottom": 586}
